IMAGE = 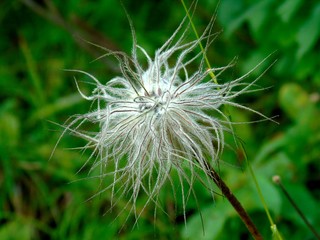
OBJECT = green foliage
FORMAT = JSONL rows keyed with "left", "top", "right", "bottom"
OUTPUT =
{"left": 0, "top": 0, "right": 319, "bottom": 239}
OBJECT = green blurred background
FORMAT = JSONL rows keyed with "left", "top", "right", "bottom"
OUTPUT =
{"left": 1, "top": 0, "right": 319, "bottom": 239}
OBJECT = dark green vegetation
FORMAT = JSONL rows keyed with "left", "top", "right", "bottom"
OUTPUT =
{"left": 1, "top": 0, "right": 319, "bottom": 239}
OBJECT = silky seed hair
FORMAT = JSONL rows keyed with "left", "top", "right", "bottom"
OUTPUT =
{"left": 57, "top": 11, "right": 273, "bottom": 221}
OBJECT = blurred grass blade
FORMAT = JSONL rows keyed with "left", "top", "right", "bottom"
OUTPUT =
{"left": 180, "top": 0, "right": 217, "bottom": 83}
{"left": 19, "top": 36, "right": 45, "bottom": 107}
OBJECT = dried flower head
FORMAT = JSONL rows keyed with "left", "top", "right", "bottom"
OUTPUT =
{"left": 59, "top": 14, "right": 271, "bottom": 219}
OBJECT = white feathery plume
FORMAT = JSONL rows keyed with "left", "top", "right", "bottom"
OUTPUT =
{"left": 59, "top": 13, "right": 273, "bottom": 221}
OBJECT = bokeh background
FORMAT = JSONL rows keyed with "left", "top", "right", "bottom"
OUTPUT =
{"left": 1, "top": 0, "right": 319, "bottom": 239}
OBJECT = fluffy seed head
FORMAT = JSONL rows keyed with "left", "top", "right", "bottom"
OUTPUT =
{"left": 61, "top": 15, "right": 271, "bottom": 219}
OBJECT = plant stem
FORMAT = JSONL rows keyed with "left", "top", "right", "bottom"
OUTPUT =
{"left": 180, "top": 0, "right": 217, "bottom": 84}
{"left": 238, "top": 142, "right": 282, "bottom": 239}
{"left": 203, "top": 161, "right": 263, "bottom": 240}
{"left": 273, "top": 175, "right": 320, "bottom": 240}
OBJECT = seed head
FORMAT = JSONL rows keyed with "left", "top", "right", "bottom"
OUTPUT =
{"left": 61, "top": 15, "right": 271, "bottom": 219}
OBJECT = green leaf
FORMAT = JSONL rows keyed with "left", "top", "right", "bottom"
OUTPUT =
{"left": 296, "top": 3, "right": 320, "bottom": 58}
{"left": 234, "top": 174, "right": 282, "bottom": 215}
{"left": 182, "top": 203, "right": 232, "bottom": 240}
{"left": 256, "top": 151, "right": 294, "bottom": 181}
{"left": 217, "top": 0, "right": 245, "bottom": 36}
{"left": 0, "top": 112, "right": 20, "bottom": 147}
{"left": 0, "top": 220, "right": 34, "bottom": 240}
{"left": 277, "top": 0, "right": 303, "bottom": 22}
{"left": 278, "top": 83, "right": 309, "bottom": 121}
{"left": 246, "top": 0, "right": 274, "bottom": 36}
{"left": 280, "top": 182, "right": 320, "bottom": 228}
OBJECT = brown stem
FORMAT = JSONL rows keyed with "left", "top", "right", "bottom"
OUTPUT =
{"left": 204, "top": 161, "right": 263, "bottom": 240}
{"left": 273, "top": 175, "right": 320, "bottom": 240}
